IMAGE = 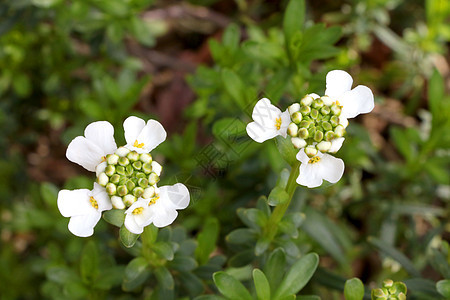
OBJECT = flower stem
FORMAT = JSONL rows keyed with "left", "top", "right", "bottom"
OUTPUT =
{"left": 265, "top": 161, "right": 300, "bottom": 240}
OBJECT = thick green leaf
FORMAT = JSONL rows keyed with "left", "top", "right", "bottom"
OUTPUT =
{"left": 428, "top": 69, "right": 444, "bottom": 119}
{"left": 213, "top": 271, "right": 253, "bottom": 300}
{"left": 226, "top": 228, "right": 258, "bottom": 245}
{"left": 222, "top": 69, "right": 247, "bottom": 110}
{"left": 222, "top": 23, "right": 240, "bottom": 52}
{"left": 344, "top": 278, "right": 365, "bottom": 300}
{"left": 273, "top": 253, "right": 319, "bottom": 299}
{"left": 195, "top": 218, "right": 219, "bottom": 265}
{"left": 404, "top": 278, "right": 442, "bottom": 298}
{"left": 46, "top": 266, "right": 78, "bottom": 284}
{"left": 122, "top": 257, "right": 150, "bottom": 292}
{"left": 120, "top": 225, "right": 140, "bottom": 248}
{"left": 268, "top": 186, "right": 289, "bottom": 206}
{"left": 390, "top": 127, "right": 415, "bottom": 162}
{"left": 264, "top": 248, "right": 286, "bottom": 292}
{"left": 179, "top": 271, "right": 204, "bottom": 297}
{"left": 283, "top": 0, "right": 305, "bottom": 58}
{"left": 155, "top": 266, "right": 175, "bottom": 290}
{"left": 168, "top": 256, "right": 198, "bottom": 272}
{"left": 102, "top": 209, "right": 125, "bottom": 227}
{"left": 436, "top": 279, "right": 450, "bottom": 298}
{"left": 275, "top": 136, "right": 298, "bottom": 166}
{"left": 297, "top": 296, "right": 320, "bottom": 300}
{"left": 253, "top": 269, "right": 271, "bottom": 300}
{"left": 152, "top": 242, "right": 174, "bottom": 261}
{"left": 80, "top": 241, "right": 99, "bottom": 283}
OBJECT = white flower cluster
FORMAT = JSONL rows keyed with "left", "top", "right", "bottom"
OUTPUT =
{"left": 58, "top": 116, "right": 190, "bottom": 237}
{"left": 246, "top": 70, "right": 374, "bottom": 188}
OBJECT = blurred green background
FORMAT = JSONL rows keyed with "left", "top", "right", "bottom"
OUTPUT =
{"left": 0, "top": 0, "right": 449, "bottom": 299}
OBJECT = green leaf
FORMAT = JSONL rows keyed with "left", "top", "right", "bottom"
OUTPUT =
{"left": 404, "top": 278, "right": 442, "bottom": 298}
{"left": 40, "top": 182, "right": 58, "bottom": 207}
{"left": 221, "top": 69, "right": 247, "bottom": 110}
{"left": 367, "top": 236, "right": 421, "bottom": 277}
{"left": 253, "top": 269, "right": 271, "bottom": 300}
{"left": 268, "top": 186, "right": 289, "bottom": 206}
{"left": 390, "top": 127, "right": 415, "bottom": 162}
{"left": 155, "top": 266, "right": 175, "bottom": 290}
{"left": 264, "top": 248, "right": 286, "bottom": 292}
{"left": 122, "top": 257, "right": 150, "bottom": 292}
{"left": 437, "top": 280, "right": 450, "bottom": 298}
{"left": 297, "top": 296, "right": 320, "bottom": 300}
{"left": 274, "top": 136, "right": 297, "bottom": 166}
{"left": 283, "top": 0, "right": 305, "bottom": 58}
{"left": 428, "top": 69, "right": 444, "bottom": 119}
{"left": 344, "top": 278, "right": 365, "bottom": 300}
{"left": 46, "top": 266, "right": 78, "bottom": 284}
{"left": 273, "top": 253, "right": 319, "bottom": 299}
{"left": 168, "top": 256, "right": 198, "bottom": 272}
{"left": 196, "top": 218, "right": 220, "bottom": 264}
{"left": 95, "top": 266, "right": 125, "bottom": 290}
{"left": 213, "top": 271, "right": 253, "bottom": 300}
{"left": 179, "top": 271, "right": 204, "bottom": 296}
{"left": 265, "top": 69, "right": 293, "bottom": 102}
{"left": 80, "top": 241, "right": 99, "bottom": 283}
{"left": 237, "top": 208, "right": 268, "bottom": 231}
{"left": 255, "top": 237, "right": 271, "bottom": 256}
{"left": 120, "top": 225, "right": 140, "bottom": 248}
{"left": 226, "top": 228, "right": 258, "bottom": 245}
{"left": 152, "top": 242, "right": 175, "bottom": 261}
{"left": 222, "top": 23, "right": 240, "bottom": 52}
{"left": 102, "top": 209, "right": 126, "bottom": 227}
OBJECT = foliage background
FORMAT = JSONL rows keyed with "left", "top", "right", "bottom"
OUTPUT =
{"left": 0, "top": 0, "right": 449, "bottom": 299}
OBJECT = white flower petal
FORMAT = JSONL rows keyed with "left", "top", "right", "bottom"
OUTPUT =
{"left": 297, "top": 163, "right": 323, "bottom": 188}
{"left": 84, "top": 121, "right": 117, "bottom": 156}
{"left": 95, "top": 162, "right": 107, "bottom": 177}
{"left": 325, "top": 70, "right": 353, "bottom": 98}
{"left": 152, "top": 206, "right": 178, "bottom": 228}
{"left": 159, "top": 183, "right": 190, "bottom": 210}
{"left": 246, "top": 122, "right": 278, "bottom": 143}
{"left": 295, "top": 148, "right": 310, "bottom": 164}
{"left": 278, "top": 110, "right": 291, "bottom": 138}
{"left": 339, "top": 117, "right": 349, "bottom": 128}
{"left": 137, "top": 120, "right": 167, "bottom": 153}
{"left": 58, "top": 189, "right": 93, "bottom": 217}
{"left": 90, "top": 183, "right": 112, "bottom": 212}
{"left": 251, "top": 98, "right": 281, "bottom": 129}
{"left": 316, "top": 154, "right": 345, "bottom": 184}
{"left": 123, "top": 116, "right": 146, "bottom": 146}
{"left": 124, "top": 214, "right": 144, "bottom": 234}
{"left": 66, "top": 137, "right": 105, "bottom": 172}
{"left": 340, "top": 85, "right": 374, "bottom": 119}
{"left": 329, "top": 137, "right": 345, "bottom": 153}
{"left": 309, "top": 93, "right": 320, "bottom": 99}
{"left": 67, "top": 213, "right": 101, "bottom": 237}
{"left": 151, "top": 161, "right": 162, "bottom": 176}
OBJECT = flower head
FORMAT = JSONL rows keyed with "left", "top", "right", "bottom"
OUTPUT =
{"left": 296, "top": 149, "right": 344, "bottom": 188}
{"left": 124, "top": 183, "right": 190, "bottom": 234}
{"left": 124, "top": 116, "right": 167, "bottom": 154}
{"left": 246, "top": 98, "right": 291, "bottom": 143}
{"left": 57, "top": 183, "right": 112, "bottom": 237}
{"left": 66, "top": 121, "right": 117, "bottom": 172}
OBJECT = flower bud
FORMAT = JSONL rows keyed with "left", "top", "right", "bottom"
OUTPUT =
{"left": 125, "top": 165, "right": 134, "bottom": 176}
{"left": 300, "top": 105, "right": 311, "bottom": 116}
{"left": 123, "top": 195, "right": 137, "bottom": 207}
{"left": 320, "top": 105, "right": 331, "bottom": 115}
{"left": 383, "top": 280, "right": 394, "bottom": 288}
{"left": 97, "top": 172, "right": 109, "bottom": 186}
{"left": 288, "top": 103, "right": 300, "bottom": 115}
{"left": 132, "top": 161, "right": 142, "bottom": 170}
{"left": 287, "top": 123, "right": 298, "bottom": 137}
{"left": 299, "top": 120, "right": 310, "bottom": 129}
{"left": 126, "top": 180, "right": 135, "bottom": 191}
{"left": 110, "top": 174, "right": 120, "bottom": 184}
{"left": 291, "top": 111, "right": 302, "bottom": 124}
{"left": 398, "top": 293, "right": 406, "bottom": 300}
{"left": 291, "top": 137, "right": 307, "bottom": 149}
{"left": 152, "top": 162, "right": 163, "bottom": 176}
{"left": 106, "top": 154, "right": 119, "bottom": 165}
{"left": 133, "top": 187, "right": 144, "bottom": 198}
{"left": 105, "top": 165, "right": 115, "bottom": 176}
{"left": 136, "top": 172, "right": 146, "bottom": 179}
{"left": 118, "top": 176, "right": 128, "bottom": 185}
{"left": 106, "top": 183, "right": 117, "bottom": 195}
{"left": 305, "top": 146, "right": 318, "bottom": 157}
{"left": 149, "top": 173, "right": 160, "bottom": 185}
{"left": 116, "top": 166, "right": 125, "bottom": 175}
{"left": 298, "top": 128, "right": 309, "bottom": 139}
{"left": 127, "top": 151, "right": 139, "bottom": 162}
{"left": 373, "top": 288, "right": 386, "bottom": 298}
{"left": 321, "top": 96, "right": 333, "bottom": 106}
{"left": 142, "top": 162, "right": 153, "bottom": 174}
{"left": 116, "top": 147, "right": 130, "bottom": 157}
{"left": 330, "top": 116, "right": 339, "bottom": 127}
{"left": 117, "top": 185, "right": 128, "bottom": 197}
{"left": 310, "top": 109, "right": 319, "bottom": 119}
{"left": 317, "top": 141, "right": 331, "bottom": 152}
{"left": 339, "top": 117, "right": 349, "bottom": 128}
{"left": 118, "top": 156, "right": 129, "bottom": 166}
{"left": 143, "top": 186, "right": 155, "bottom": 199}
{"left": 331, "top": 103, "right": 341, "bottom": 115}
{"left": 138, "top": 178, "right": 149, "bottom": 188}
{"left": 334, "top": 125, "right": 345, "bottom": 137}
{"left": 300, "top": 95, "right": 314, "bottom": 106}
{"left": 325, "top": 131, "right": 336, "bottom": 141}
{"left": 314, "top": 130, "right": 324, "bottom": 142}
{"left": 139, "top": 153, "right": 152, "bottom": 164}
{"left": 321, "top": 121, "right": 332, "bottom": 131}
{"left": 312, "top": 98, "right": 324, "bottom": 109}
{"left": 111, "top": 196, "right": 125, "bottom": 209}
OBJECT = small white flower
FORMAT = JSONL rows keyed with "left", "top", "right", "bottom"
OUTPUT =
{"left": 57, "top": 183, "right": 112, "bottom": 237}
{"left": 124, "top": 183, "right": 190, "bottom": 234}
{"left": 66, "top": 121, "right": 117, "bottom": 172}
{"left": 124, "top": 116, "right": 167, "bottom": 154}
{"left": 246, "top": 98, "right": 291, "bottom": 143}
{"left": 325, "top": 70, "right": 375, "bottom": 119}
{"left": 296, "top": 149, "right": 344, "bottom": 188}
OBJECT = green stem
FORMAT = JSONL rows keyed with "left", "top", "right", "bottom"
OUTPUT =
{"left": 265, "top": 161, "right": 300, "bottom": 240}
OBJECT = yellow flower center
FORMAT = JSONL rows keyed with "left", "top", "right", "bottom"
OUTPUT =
{"left": 101, "top": 156, "right": 106, "bottom": 162}
{"left": 133, "top": 140, "right": 145, "bottom": 148}
{"left": 148, "top": 195, "right": 160, "bottom": 206}
{"left": 89, "top": 196, "right": 98, "bottom": 209}
{"left": 308, "top": 156, "right": 321, "bottom": 164}
{"left": 335, "top": 100, "right": 342, "bottom": 108}
{"left": 132, "top": 207, "right": 144, "bottom": 215}
{"left": 275, "top": 117, "right": 282, "bottom": 130}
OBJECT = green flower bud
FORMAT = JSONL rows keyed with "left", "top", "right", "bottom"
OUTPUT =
{"left": 398, "top": 292, "right": 406, "bottom": 300}
{"left": 126, "top": 180, "right": 135, "bottom": 191}
{"left": 133, "top": 187, "right": 144, "bottom": 198}
{"left": 117, "top": 185, "right": 128, "bottom": 197}
{"left": 288, "top": 103, "right": 300, "bottom": 115}
{"left": 111, "top": 196, "right": 125, "bottom": 209}
{"left": 149, "top": 173, "right": 160, "bottom": 186}
{"left": 312, "top": 98, "right": 324, "bottom": 109}
{"left": 127, "top": 151, "right": 139, "bottom": 162}
{"left": 317, "top": 141, "right": 331, "bottom": 152}
{"left": 118, "top": 175, "right": 128, "bottom": 185}
{"left": 330, "top": 115, "right": 339, "bottom": 127}
{"left": 142, "top": 162, "right": 153, "bottom": 174}
{"left": 331, "top": 103, "right": 341, "bottom": 115}
{"left": 116, "top": 166, "right": 125, "bottom": 175}
{"left": 300, "top": 95, "right": 314, "bottom": 106}
{"left": 124, "top": 165, "right": 133, "bottom": 177}
{"left": 97, "top": 173, "right": 109, "bottom": 186}
{"left": 322, "top": 121, "right": 332, "bottom": 131}
{"left": 139, "top": 153, "right": 152, "bottom": 164}
{"left": 143, "top": 186, "right": 155, "bottom": 199}
{"left": 118, "top": 156, "right": 129, "bottom": 166}
{"left": 132, "top": 161, "right": 142, "bottom": 170}
{"left": 105, "top": 165, "right": 115, "bottom": 176}
{"left": 299, "top": 120, "right": 310, "bottom": 129}
{"left": 136, "top": 172, "right": 146, "bottom": 179}
{"left": 373, "top": 288, "right": 386, "bottom": 297}
{"left": 106, "top": 183, "right": 117, "bottom": 195}
{"left": 383, "top": 280, "right": 394, "bottom": 288}
{"left": 116, "top": 147, "right": 130, "bottom": 157}
{"left": 321, "top": 96, "right": 333, "bottom": 106}
{"left": 334, "top": 124, "right": 345, "bottom": 137}
{"left": 123, "top": 195, "right": 136, "bottom": 207}
{"left": 110, "top": 174, "right": 120, "bottom": 184}
{"left": 287, "top": 123, "right": 298, "bottom": 137}
{"left": 305, "top": 146, "right": 318, "bottom": 157}
{"left": 300, "top": 105, "right": 311, "bottom": 116}
{"left": 298, "top": 128, "right": 309, "bottom": 139}
{"left": 320, "top": 105, "right": 331, "bottom": 115}
{"left": 106, "top": 154, "right": 119, "bottom": 165}
{"left": 310, "top": 109, "right": 319, "bottom": 119}
{"left": 138, "top": 178, "right": 149, "bottom": 188}
{"left": 325, "top": 131, "right": 336, "bottom": 141}
{"left": 314, "top": 130, "right": 323, "bottom": 142}
{"left": 291, "top": 137, "right": 307, "bottom": 149}
{"left": 291, "top": 111, "right": 302, "bottom": 124}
